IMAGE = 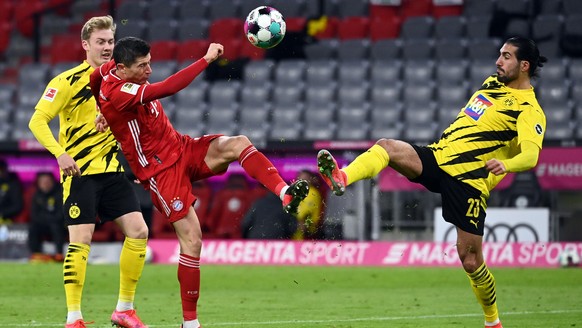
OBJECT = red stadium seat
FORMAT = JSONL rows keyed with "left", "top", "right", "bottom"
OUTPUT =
{"left": 311, "top": 16, "right": 339, "bottom": 40}
{"left": 369, "top": 17, "right": 401, "bottom": 41}
{"left": 400, "top": 0, "right": 433, "bottom": 19}
{"left": 239, "top": 40, "right": 265, "bottom": 61}
{"left": 46, "top": 0, "right": 71, "bottom": 16}
{"left": 432, "top": 4, "right": 462, "bottom": 18}
{"left": 12, "top": 184, "right": 36, "bottom": 224}
{"left": 177, "top": 39, "right": 211, "bottom": 64}
{"left": 14, "top": 0, "right": 44, "bottom": 38}
{"left": 205, "top": 174, "right": 253, "bottom": 239}
{"left": 50, "top": 34, "right": 85, "bottom": 64}
{"left": 192, "top": 181, "right": 214, "bottom": 234}
{"left": 370, "top": 3, "right": 399, "bottom": 22}
{"left": 150, "top": 40, "right": 178, "bottom": 62}
{"left": 92, "top": 221, "right": 115, "bottom": 242}
{"left": 208, "top": 18, "right": 244, "bottom": 42}
{"left": 0, "top": 23, "right": 10, "bottom": 55}
{"left": 207, "top": 188, "right": 253, "bottom": 239}
{"left": 285, "top": 17, "right": 307, "bottom": 33}
{"left": 212, "top": 38, "right": 241, "bottom": 62}
{"left": 338, "top": 16, "right": 370, "bottom": 40}
{"left": 0, "top": 2, "right": 14, "bottom": 29}
{"left": 151, "top": 207, "right": 175, "bottom": 239}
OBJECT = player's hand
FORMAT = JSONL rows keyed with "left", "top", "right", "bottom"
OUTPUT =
{"left": 57, "top": 153, "right": 81, "bottom": 177}
{"left": 203, "top": 43, "right": 224, "bottom": 64}
{"left": 94, "top": 113, "right": 109, "bottom": 132}
{"left": 485, "top": 159, "right": 507, "bottom": 176}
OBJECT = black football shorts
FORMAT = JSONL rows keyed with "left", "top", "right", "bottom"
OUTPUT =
{"left": 409, "top": 145, "right": 486, "bottom": 236}
{"left": 62, "top": 173, "right": 141, "bottom": 226}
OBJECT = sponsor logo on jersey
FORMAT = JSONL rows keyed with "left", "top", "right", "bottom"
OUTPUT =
{"left": 464, "top": 94, "right": 493, "bottom": 121}
{"left": 43, "top": 88, "right": 58, "bottom": 102}
{"left": 535, "top": 123, "right": 543, "bottom": 135}
{"left": 121, "top": 82, "right": 139, "bottom": 95}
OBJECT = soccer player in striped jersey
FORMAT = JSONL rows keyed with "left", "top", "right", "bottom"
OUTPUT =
{"left": 317, "top": 37, "right": 547, "bottom": 328}
{"left": 90, "top": 37, "right": 309, "bottom": 328}
{"left": 29, "top": 16, "right": 149, "bottom": 328}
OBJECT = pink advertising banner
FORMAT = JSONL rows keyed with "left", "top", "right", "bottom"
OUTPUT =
{"left": 378, "top": 147, "right": 582, "bottom": 191}
{"left": 148, "top": 240, "right": 582, "bottom": 268}
{"left": 1, "top": 156, "right": 60, "bottom": 184}
{"left": 2, "top": 147, "right": 580, "bottom": 190}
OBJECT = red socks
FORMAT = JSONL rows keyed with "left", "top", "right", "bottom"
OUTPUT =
{"left": 178, "top": 254, "right": 200, "bottom": 321}
{"left": 239, "top": 145, "right": 287, "bottom": 196}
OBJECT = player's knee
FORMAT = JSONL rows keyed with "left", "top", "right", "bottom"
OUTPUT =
{"left": 185, "top": 238, "right": 202, "bottom": 256}
{"left": 376, "top": 138, "right": 396, "bottom": 153}
{"left": 460, "top": 255, "right": 481, "bottom": 273}
{"left": 234, "top": 134, "right": 252, "bottom": 147}
{"left": 132, "top": 223, "right": 149, "bottom": 239}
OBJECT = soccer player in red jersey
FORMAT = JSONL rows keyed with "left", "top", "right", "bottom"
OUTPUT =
{"left": 90, "top": 37, "right": 309, "bottom": 328}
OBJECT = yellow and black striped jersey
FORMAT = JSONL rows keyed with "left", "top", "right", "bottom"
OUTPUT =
{"left": 34, "top": 61, "right": 123, "bottom": 176}
{"left": 429, "top": 76, "right": 546, "bottom": 198}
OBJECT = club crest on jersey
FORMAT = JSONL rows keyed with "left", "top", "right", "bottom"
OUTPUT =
{"left": 464, "top": 94, "right": 492, "bottom": 121}
{"left": 171, "top": 198, "right": 184, "bottom": 212}
{"left": 43, "top": 88, "right": 58, "bottom": 102}
{"left": 121, "top": 82, "right": 139, "bottom": 95}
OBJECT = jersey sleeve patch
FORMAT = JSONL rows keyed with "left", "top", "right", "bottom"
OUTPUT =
{"left": 121, "top": 82, "right": 140, "bottom": 95}
{"left": 42, "top": 88, "right": 58, "bottom": 102}
{"left": 535, "top": 123, "right": 543, "bottom": 135}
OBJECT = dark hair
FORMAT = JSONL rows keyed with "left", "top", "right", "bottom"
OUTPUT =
{"left": 113, "top": 37, "right": 150, "bottom": 67}
{"left": 36, "top": 171, "right": 56, "bottom": 182}
{"left": 504, "top": 37, "right": 548, "bottom": 78}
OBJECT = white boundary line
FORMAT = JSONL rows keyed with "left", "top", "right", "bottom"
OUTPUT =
{"left": 3, "top": 309, "right": 581, "bottom": 327}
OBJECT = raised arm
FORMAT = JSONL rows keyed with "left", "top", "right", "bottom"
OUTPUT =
{"left": 141, "top": 43, "right": 223, "bottom": 103}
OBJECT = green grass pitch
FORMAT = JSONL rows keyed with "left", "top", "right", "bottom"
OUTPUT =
{"left": 0, "top": 263, "right": 580, "bottom": 327}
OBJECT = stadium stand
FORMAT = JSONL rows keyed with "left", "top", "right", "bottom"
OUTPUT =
{"left": 1, "top": 0, "right": 581, "bottom": 240}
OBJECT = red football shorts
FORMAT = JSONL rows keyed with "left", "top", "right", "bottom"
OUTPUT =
{"left": 146, "top": 134, "right": 224, "bottom": 223}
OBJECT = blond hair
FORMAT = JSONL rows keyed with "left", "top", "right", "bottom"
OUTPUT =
{"left": 81, "top": 15, "right": 116, "bottom": 41}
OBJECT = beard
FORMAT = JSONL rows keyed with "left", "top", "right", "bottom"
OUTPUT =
{"left": 496, "top": 68, "right": 517, "bottom": 84}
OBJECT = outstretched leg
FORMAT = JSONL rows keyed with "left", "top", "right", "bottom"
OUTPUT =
{"left": 206, "top": 135, "right": 309, "bottom": 214}
{"left": 317, "top": 139, "right": 422, "bottom": 196}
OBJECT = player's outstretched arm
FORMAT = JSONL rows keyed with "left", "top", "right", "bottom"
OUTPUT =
{"left": 141, "top": 44, "right": 223, "bottom": 103}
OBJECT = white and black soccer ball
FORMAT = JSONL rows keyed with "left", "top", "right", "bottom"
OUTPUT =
{"left": 558, "top": 247, "right": 581, "bottom": 267}
{"left": 244, "top": 6, "right": 286, "bottom": 49}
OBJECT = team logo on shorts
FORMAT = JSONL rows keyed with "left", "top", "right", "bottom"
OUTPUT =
{"left": 171, "top": 198, "right": 184, "bottom": 211}
{"left": 69, "top": 204, "right": 81, "bottom": 219}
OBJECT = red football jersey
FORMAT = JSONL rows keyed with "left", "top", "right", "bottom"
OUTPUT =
{"left": 93, "top": 59, "right": 208, "bottom": 181}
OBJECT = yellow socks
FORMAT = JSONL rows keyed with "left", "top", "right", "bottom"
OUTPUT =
{"left": 63, "top": 243, "right": 90, "bottom": 313}
{"left": 343, "top": 144, "right": 390, "bottom": 185}
{"left": 118, "top": 237, "right": 148, "bottom": 306}
{"left": 467, "top": 263, "right": 499, "bottom": 324}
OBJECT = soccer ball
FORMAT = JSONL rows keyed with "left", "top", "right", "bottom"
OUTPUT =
{"left": 244, "top": 6, "right": 286, "bottom": 49}
{"left": 558, "top": 247, "right": 581, "bottom": 267}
